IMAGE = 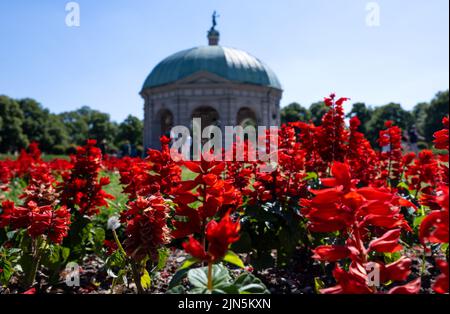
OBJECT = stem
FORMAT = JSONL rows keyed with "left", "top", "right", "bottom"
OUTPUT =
{"left": 112, "top": 229, "right": 126, "bottom": 256}
{"left": 24, "top": 236, "right": 45, "bottom": 288}
{"left": 207, "top": 262, "right": 213, "bottom": 291}
{"left": 112, "top": 229, "right": 145, "bottom": 294}
{"left": 131, "top": 260, "right": 145, "bottom": 294}
{"left": 420, "top": 245, "right": 428, "bottom": 277}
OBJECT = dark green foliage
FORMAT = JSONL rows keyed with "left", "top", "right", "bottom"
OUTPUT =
{"left": 59, "top": 106, "right": 119, "bottom": 153}
{"left": 1, "top": 90, "right": 448, "bottom": 154}
{"left": 309, "top": 101, "right": 328, "bottom": 126}
{"left": 364, "top": 103, "right": 414, "bottom": 146}
{"left": 423, "top": 90, "right": 449, "bottom": 142}
{"left": 346, "top": 102, "right": 373, "bottom": 134}
{"left": 0, "top": 95, "right": 28, "bottom": 153}
{"left": 412, "top": 102, "right": 429, "bottom": 136}
{"left": 116, "top": 115, "right": 144, "bottom": 156}
{"left": 19, "top": 98, "right": 70, "bottom": 154}
{"left": 1, "top": 96, "right": 143, "bottom": 155}
{"left": 280, "top": 102, "right": 311, "bottom": 124}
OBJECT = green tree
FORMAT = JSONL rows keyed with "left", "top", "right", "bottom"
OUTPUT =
{"left": 0, "top": 115, "right": 3, "bottom": 144}
{"left": 0, "top": 95, "right": 28, "bottom": 153}
{"left": 18, "top": 98, "right": 69, "bottom": 153}
{"left": 346, "top": 102, "right": 373, "bottom": 134}
{"left": 117, "top": 115, "right": 143, "bottom": 146}
{"left": 46, "top": 114, "right": 70, "bottom": 154}
{"left": 423, "top": 90, "right": 449, "bottom": 142}
{"left": 88, "top": 110, "right": 118, "bottom": 153}
{"left": 309, "top": 101, "right": 328, "bottom": 126}
{"left": 411, "top": 102, "right": 429, "bottom": 137}
{"left": 280, "top": 102, "right": 311, "bottom": 124}
{"left": 365, "top": 103, "right": 414, "bottom": 147}
{"left": 59, "top": 109, "right": 90, "bottom": 148}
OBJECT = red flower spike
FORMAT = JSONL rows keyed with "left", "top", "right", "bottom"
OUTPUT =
{"left": 368, "top": 229, "right": 402, "bottom": 253}
{"left": 312, "top": 245, "right": 351, "bottom": 262}
{"left": 388, "top": 278, "right": 421, "bottom": 294}
{"left": 433, "top": 259, "right": 449, "bottom": 294}
{"left": 59, "top": 139, "right": 114, "bottom": 216}
{"left": 182, "top": 236, "right": 209, "bottom": 261}
{"left": 121, "top": 195, "right": 171, "bottom": 262}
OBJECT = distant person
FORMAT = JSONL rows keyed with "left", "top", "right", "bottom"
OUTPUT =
{"left": 402, "top": 130, "right": 410, "bottom": 151}
{"left": 121, "top": 141, "right": 131, "bottom": 157}
{"left": 408, "top": 125, "right": 421, "bottom": 154}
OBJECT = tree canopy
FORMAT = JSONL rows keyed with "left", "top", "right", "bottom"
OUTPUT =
{"left": 0, "top": 95, "right": 143, "bottom": 155}
{"left": 279, "top": 90, "right": 449, "bottom": 148}
{"left": 1, "top": 90, "right": 448, "bottom": 155}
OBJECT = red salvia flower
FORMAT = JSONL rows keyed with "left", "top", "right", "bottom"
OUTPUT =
{"left": 0, "top": 200, "right": 31, "bottom": 230}
{"left": 433, "top": 116, "right": 449, "bottom": 185}
{"left": 433, "top": 116, "right": 449, "bottom": 151}
{"left": 405, "top": 149, "right": 439, "bottom": 194}
{"left": 121, "top": 195, "right": 171, "bottom": 261}
{"left": 0, "top": 200, "right": 70, "bottom": 244}
{"left": 20, "top": 163, "right": 58, "bottom": 207}
{"left": 387, "top": 278, "right": 421, "bottom": 294}
{"left": 302, "top": 161, "right": 418, "bottom": 294}
{"left": 315, "top": 94, "right": 350, "bottom": 165}
{"left": 120, "top": 136, "right": 181, "bottom": 200}
{"left": 377, "top": 121, "right": 403, "bottom": 186}
{"left": 172, "top": 156, "right": 241, "bottom": 239}
{"left": 182, "top": 211, "right": 240, "bottom": 263}
{"left": 347, "top": 116, "right": 377, "bottom": 185}
{"left": 419, "top": 185, "right": 449, "bottom": 244}
{"left": 59, "top": 139, "right": 114, "bottom": 216}
{"left": 433, "top": 259, "right": 449, "bottom": 294}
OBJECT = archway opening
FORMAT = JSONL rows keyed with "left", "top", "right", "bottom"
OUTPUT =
{"left": 237, "top": 107, "right": 257, "bottom": 128}
{"left": 191, "top": 106, "right": 220, "bottom": 147}
{"left": 192, "top": 106, "right": 220, "bottom": 130}
{"left": 154, "top": 109, "right": 174, "bottom": 140}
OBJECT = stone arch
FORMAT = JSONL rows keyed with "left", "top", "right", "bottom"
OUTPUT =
{"left": 191, "top": 106, "right": 220, "bottom": 130}
{"left": 237, "top": 107, "right": 257, "bottom": 127}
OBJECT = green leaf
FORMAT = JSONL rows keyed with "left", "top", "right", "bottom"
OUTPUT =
{"left": 6, "top": 230, "right": 17, "bottom": 240}
{"left": 179, "top": 257, "right": 198, "bottom": 270}
{"left": 166, "top": 285, "right": 186, "bottom": 294}
{"left": 187, "top": 264, "right": 232, "bottom": 294}
{"left": 413, "top": 215, "right": 426, "bottom": 228}
{"left": 383, "top": 251, "right": 402, "bottom": 263}
{"left": 140, "top": 269, "right": 151, "bottom": 289}
{"left": 397, "top": 181, "right": 410, "bottom": 190}
{"left": 106, "top": 249, "right": 127, "bottom": 269}
{"left": 441, "top": 243, "right": 448, "bottom": 254}
{"left": 305, "top": 172, "right": 318, "bottom": 180}
{"left": 314, "top": 277, "right": 325, "bottom": 294}
{"left": 233, "top": 272, "right": 269, "bottom": 294}
{"left": 111, "top": 268, "right": 129, "bottom": 289}
{"left": 156, "top": 247, "right": 169, "bottom": 271}
{"left": 92, "top": 227, "right": 105, "bottom": 252}
{"left": 0, "top": 258, "right": 13, "bottom": 285}
{"left": 168, "top": 268, "right": 189, "bottom": 289}
{"left": 223, "top": 251, "right": 245, "bottom": 268}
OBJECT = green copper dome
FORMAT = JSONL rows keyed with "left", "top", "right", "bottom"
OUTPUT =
{"left": 142, "top": 46, "right": 282, "bottom": 90}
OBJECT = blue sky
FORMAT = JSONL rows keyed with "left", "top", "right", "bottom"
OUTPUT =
{"left": 0, "top": 0, "right": 448, "bottom": 122}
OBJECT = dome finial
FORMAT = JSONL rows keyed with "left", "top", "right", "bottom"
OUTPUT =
{"left": 207, "top": 11, "right": 220, "bottom": 46}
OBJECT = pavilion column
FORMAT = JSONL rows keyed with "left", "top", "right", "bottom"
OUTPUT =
{"left": 143, "top": 96, "right": 153, "bottom": 151}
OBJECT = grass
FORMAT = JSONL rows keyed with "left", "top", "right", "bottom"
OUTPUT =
{"left": 97, "top": 171, "right": 128, "bottom": 223}
{"left": 0, "top": 154, "right": 69, "bottom": 161}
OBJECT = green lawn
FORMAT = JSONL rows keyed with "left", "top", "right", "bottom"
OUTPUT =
{"left": 0, "top": 154, "right": 69, "bottom": 161}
